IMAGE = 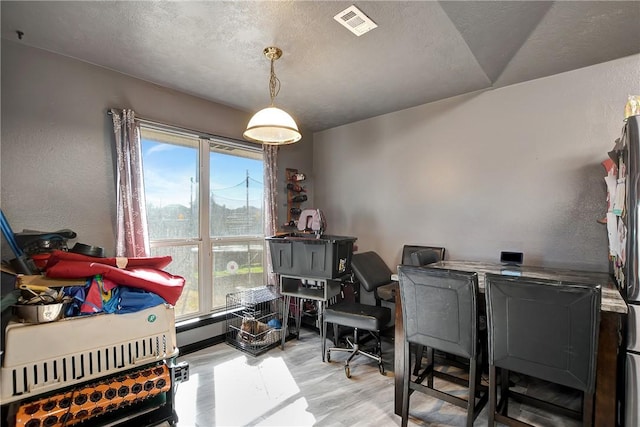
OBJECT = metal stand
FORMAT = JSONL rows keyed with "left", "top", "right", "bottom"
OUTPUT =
{"left": 279, "top": 275, "right": 344, "bottom": 353}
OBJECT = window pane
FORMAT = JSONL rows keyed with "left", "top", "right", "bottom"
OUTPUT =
{"left": 212, "top": 240, "right": 265, "bottom": 309}
{"left": 141, "top": 129, "right": 199, "bottom": 240}
{"left": 151, "top": 244, "right": 200, "bottom": 317}
{"left": 210, "top": 147, "right": 264, "bottom": 237}
{"left": 140, "top": 125, "right": 267, "bottom": 319}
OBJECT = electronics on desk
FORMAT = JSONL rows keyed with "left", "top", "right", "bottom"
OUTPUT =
{"left": 500, "top": 251, "right": 524, "bottom": 265}
{"left": 500, "top": 251, "right": 523, "bottom": 276}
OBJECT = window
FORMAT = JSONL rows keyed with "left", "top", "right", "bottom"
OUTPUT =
{"left": 140, "top": 124, "right": 265, "bottom": 320}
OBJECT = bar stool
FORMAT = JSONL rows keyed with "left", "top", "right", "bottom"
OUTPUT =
{"left": 397, "top": 266, "right": 488, "bottom": 427}
{"left": 398, "top": 245, "right": 447, "bottom": 375}
{"left": 484, "top": 273, "right": 601, "bottom": 426}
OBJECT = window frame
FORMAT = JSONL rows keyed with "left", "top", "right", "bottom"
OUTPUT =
{"left": 139, "top": 120, "right": 266, "bottom": 321}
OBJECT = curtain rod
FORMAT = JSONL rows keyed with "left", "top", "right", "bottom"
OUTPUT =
{"left": 106, "top": 109, "right": 260, "bottom": 150}
{"left": 107, "top": 109, "right": 191, "bottom": 136}
{"left": 106, "top": 108, "right": 152, "bottom": 124}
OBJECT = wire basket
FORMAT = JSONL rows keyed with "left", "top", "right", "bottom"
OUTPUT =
{"left": 225, "top": 286, "right": 282, "bottom": 356}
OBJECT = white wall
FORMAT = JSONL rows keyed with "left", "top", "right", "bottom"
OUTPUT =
{"left": 0, "top": 41, "right": 312, "bottom": 257}
{"left": 313, "top": 54, "right": 640, "bottom": 272}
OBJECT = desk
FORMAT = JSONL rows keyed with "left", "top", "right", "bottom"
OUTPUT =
{"left": 393, "top": 261, "right": 627, "bottom": 426}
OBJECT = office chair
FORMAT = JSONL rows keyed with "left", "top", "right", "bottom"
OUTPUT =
{"left": 484, "top": 274, "right": 601, "bottom": 427}
{"left": 398, "top": 266, "right": 487, "bottom": 427}
{"left": 347, "top": 250, "right": 398, "bottom": 303}
{"left": 322, "top": 251, "right": 392, "bottom": 378}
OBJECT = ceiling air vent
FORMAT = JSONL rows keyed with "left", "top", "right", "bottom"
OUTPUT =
{"left": 334, "top": 5, "right": 377, "bottom": 37}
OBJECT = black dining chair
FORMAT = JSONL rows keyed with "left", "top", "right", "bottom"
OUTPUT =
{"left": 398, "top": 265, "right": 488, "bottom": 427}
{"left": 401, "top": 245, "right": 445, "bottom": 267}
{"left": 399, "top": 245, "right": 447, "bottom": 375}
{"left": 484, "top": 273, "right": 601, "bottom": 427}
{"left": 322, "top": 251, "right": 393, "bottom": 378}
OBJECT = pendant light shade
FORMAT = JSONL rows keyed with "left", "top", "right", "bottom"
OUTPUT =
{"left": 244, "top": 106, "right": 301, "bottom": 145}
{"left": 243, "top": 47, "right": 302, "bottom": 145}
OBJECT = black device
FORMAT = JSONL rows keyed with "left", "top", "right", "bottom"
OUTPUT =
{"left": 500, "top": 251, "right": 523, "bottom": 265}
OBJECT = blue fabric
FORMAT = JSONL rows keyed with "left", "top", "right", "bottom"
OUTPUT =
{"left": 98, "top": 276, "right": 120, "bottom": 314}
{"left": 62, "top": 279, "right": 166, "bottom": 316}
{"left": 117, "top": 286, "right": 166, "bottom": 314}
{"left": 63, "top": 280, "right": 91, "bottom": 317}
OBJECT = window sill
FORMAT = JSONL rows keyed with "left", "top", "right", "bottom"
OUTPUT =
{"left": 176, "top": 311, "right": 227, "bottom": 333}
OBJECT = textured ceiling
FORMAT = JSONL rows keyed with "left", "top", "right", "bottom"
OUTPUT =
{"left": 2, "top": 1, "right": 639, "bottom": 133}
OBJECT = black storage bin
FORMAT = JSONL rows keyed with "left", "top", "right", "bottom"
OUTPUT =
{"left": 266, "top": 233, "right": 357, "bottom": 279}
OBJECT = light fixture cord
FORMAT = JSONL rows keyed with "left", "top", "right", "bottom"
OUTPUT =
{"left": 269, "top": 57, "right": 281, "bottom": 106}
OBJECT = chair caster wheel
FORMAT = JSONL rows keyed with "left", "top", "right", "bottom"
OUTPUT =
{"left": 345, "top": 364, "right": 351, "bottom": 378}
{"left": 379, "top": 363, "right": 385, "bottom": 375}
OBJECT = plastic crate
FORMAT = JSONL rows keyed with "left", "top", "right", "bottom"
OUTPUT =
{"left": 1, "top": 305, "right": 178, "bottom": 405}
{"left": 266, "top": 233, "right": 356, "bottom": 279}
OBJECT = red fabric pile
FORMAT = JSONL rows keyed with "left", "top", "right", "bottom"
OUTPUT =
{"left": 45, "top": 250, "right": 186, "bottom": 305}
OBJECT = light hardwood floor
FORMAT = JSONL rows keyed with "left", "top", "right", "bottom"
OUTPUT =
{"left": 173, "top": 327, "right": 582, "bottom": 427}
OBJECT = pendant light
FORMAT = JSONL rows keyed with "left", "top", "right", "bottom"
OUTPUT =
{"left": 243, "top": 47, "right": 302, "bottom": 145}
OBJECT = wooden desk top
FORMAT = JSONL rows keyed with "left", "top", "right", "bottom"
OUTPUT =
{"left": 395, "top": 260, "right": 627, "bottom": 314}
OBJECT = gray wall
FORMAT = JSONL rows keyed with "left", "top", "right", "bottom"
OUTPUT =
{"left": 313, "top": 54, "right": 640, "bottom": 272}
{"left": 0, "top": 40, "right": 312, "bottom": 258}
{"left": 274, "top": 133, "right": 314, "bottom": 229}
{"left": 2, "top": 39, "right": 638, "bottom": 313}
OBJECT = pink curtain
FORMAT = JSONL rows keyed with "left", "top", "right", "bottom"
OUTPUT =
{"left": 263, "top": 145, "right": 278, "bottom": 286}
{"left": 111, "top": 108, "right": 150, "bottom": 257}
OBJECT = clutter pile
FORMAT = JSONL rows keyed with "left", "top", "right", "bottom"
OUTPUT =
{"left": 0, "top": 211, "right": 188, "bottom": 427}
{"left": 1, "top": 210, "right": 186, "bottom": 322}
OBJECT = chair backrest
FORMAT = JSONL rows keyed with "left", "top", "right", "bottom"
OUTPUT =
{"left": 398, "top": 266, "right": 478, "bottom": 359}
{"left": 401, "top": 245, "right": 445, "bottom": 266}
{"left": 351, "top": 251, "right": 393, "bottom": 293}
{"left": 485, "top": 273, "right": 601, "bottom": 393}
